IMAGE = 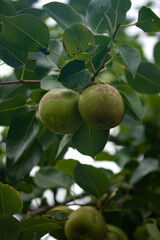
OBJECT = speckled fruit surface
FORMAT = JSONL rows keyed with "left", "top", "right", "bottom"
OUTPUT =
{"left": 38, "top": 89, "right": 83, "bottom": 134}
{"left": 64, "top": 206, "right": 106, "bottom": 240}
{"left": 78, "top": 84, "right": 125, "bottom": 129}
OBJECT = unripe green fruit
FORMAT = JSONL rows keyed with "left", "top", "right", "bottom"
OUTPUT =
{"left": 78, "top": 84, "right": 125, "bottom": 130}
{"left": 38, "top": 89, "right": 83, "bottom": 134}
{"left": 64, "top": 206, "right": 106, "bottom": 240}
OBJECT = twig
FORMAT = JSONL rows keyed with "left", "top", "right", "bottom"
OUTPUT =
{"left": 91, "top": 24, "right": 120, "bottom": 82}
{"left": 0, "top": 80, "right": 41, "bottom": 85}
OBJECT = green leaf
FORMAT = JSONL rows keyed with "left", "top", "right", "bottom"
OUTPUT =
{"left": 0, "top": 14, "right": 50, "bottom": 51}
{"left": 125, "top": 61, "right": 160, "bottom": 94}
{"left": 124, "top": 197, "right": 151, "bottom": 219}
{"left": 0, "top": 182, "right": 23, "bottom": 215}
{"left": 63, "top": 24, "right": 95, "bottom": 57}
{"left": 30, "top": 89, "right": 47, "bottom": 103}
{"left": 43, "top": 2, "right": 83, "bottom": 30}
{"left": 74, "top": 163, "right": 110, "bottom": 197}
{"left": 41, "top": 75, "right": 64, "bottom": 91}
{"left": 58, "top": 60, "right": 90, "bottom": 90}
{"left": 72, "top": 123, "right": 109, "bottom": 157}
{"left": 0, "top": 215, "right": 22, "bottom": 240}
{"left": 122, "top": 104, "right": 141, "bottom": 127}
{"left": 87, "top": 35, "right": 111, "bottom": 71}
{"left": 0, "top": 94, "right": 27, "bottom": 126}
{"left": 18, "top": 8, "right": 45, "bottom": 19}
{"left": 86, "top": 0, "right": 112, "bottom": 33}
{"left": 111, "top": 0, "right": 131, "bottom": 13}
{"left": 130, "top": 158, "right": 160, "bottom": 185}
{"left": 15, "top": 55, "right": 49, "bottom": 81}
{"left": 107, "top": 224, "right": 128, "bottom": 240}
{"left": 146, "top": 219, "right": 160, "bottom": 240}
{"left": 21, "top": 216, "right": 60, "bottom": 240}
{"left": 0, "top": 0, "right": 17, "bottom": 16}
{"left": 34, "top": 167, "right": 72, "bottom": 189}
{"left": 0, "top": 34, "right": 28, "bottom": 68}
{"left": 118, "top": 45, "right": 141, "bottom": 77}
{"left": 116, "top": 85, "right": 144, "bottom": 120}
{"left": 56, "top": 159, "right": 78, "bottom": 178}
{"left": 7, "top": 140, "right": 42, "bottom": 183}
{"left": 136, "top": 6, "right": 160, "bottom": 32}
{"left": 56, "top": 134, "right": 73, "bottom": 159}
{"left": 6, "top": 111, "right": 39, "bottom": 162}
{"left": 95, "top": 151, "right": 114, "bottom": 161}
{"left": 154, "top": 41, "right": 160, "bottom": 66}
{"left": 47, "top": 39, "right": 63, "bottom": 69}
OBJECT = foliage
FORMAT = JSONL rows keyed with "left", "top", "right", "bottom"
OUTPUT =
{"left": 0, "top": 0, "right": 160, "bottom": 239}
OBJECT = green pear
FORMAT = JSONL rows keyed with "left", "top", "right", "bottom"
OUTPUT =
{"left": 64, "top": 206, "right": 106, "bottom": 240}
{"left": 78, "top": 84, "right": 125, "bottom": 130}
{"left": 38, "top": 88, "right": 83, "bottom": 134}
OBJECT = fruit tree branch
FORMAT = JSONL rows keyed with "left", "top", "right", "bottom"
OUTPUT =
{"left": 91, "top": 24, "right": 120, "bottom": 83}
{"left": 0, "top": 80, "right": 41, "bottom": 85}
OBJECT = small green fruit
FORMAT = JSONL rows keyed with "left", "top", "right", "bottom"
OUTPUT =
{"left": 78, "top": 84, "right": 125, "bottom": 130}
{"left": 64, "top": 206, "right": 106, "bottom": 240}
{"left": 38, "top": 89, "right": 83, "bottom": 134}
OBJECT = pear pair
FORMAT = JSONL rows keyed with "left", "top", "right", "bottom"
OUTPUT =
{"left": 38, "top": 84, "right": 125, "bottom": 134}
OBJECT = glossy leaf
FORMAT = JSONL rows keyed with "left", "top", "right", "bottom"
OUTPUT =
{"left": 47, "top": 39, "right": 63, "bottom": 69}
{"left": 107, "top": 224, "right": 128, "bottom": 240}
{"left": 7, "top": 140, "right": 42, "bottom": 183}
{"left": 0, "top": 0, "right": 17, "bottom": 16}
{"left": 125, "top": 61, "right": 160, "bottom": 94}
{"left": 43, "top": 2, "right": 83, "bottom": 30}
{"left": 137, "top": 6, "right": 160, "bottom": 32}
{"left": 146, "top": 219, "right": 160, "bottom": 240}
{"left": 88, "top": 35, "right": 111, "bottom": 71}
{"left": 21, "top": 216, "right": 60, "bottom": 240}
{"left": 0, "top": 182, "right": 23, "bottom": 215}
{"left": 111, "top": 0, "right": 131, "bottom": 13}
{"left": 6, "top": 111, "right": 39, "bottom": 162}
{"left": 74, "top": 163, "right": 110, "bottom": 197}
{"left": 31, "top": 89, "right": 47, "bottom": 103}
{"left": 56, "top": 134, "right": 73, "bottom": 159}
{"left": 0, "top": 14, "right": 50, "bottom": 51}
{"left": 15, "top": 55, "right": 49, "bottom": 81}
{"left": 130, "top": 158, "right": 160, "bottom": 185}
{"left": 116, "top": 85, "right": 144, "bottom": 120}
{"left": 154, "top": 41, "right": 160, "bottom": 66}
{"left": 86, "top": 0, "right": 129, "bottom": 34}
{"left": 41, "top": 75, "right": 64, "bottom": 90}
{"left": 0, "top": 94, "right": 27, "bottom": 126}
{"left": 18, "top": 8, "right": 45, "bottom": 19}
{"left": 63, "top": 24, "right": 95, "bottom": 57}
{"left": 124, "top": 197, "right": 151, "bottom": 219}
{"left": 122, "top": 104, "right": 141, "bottom": 127}
{"left": 58, "top": 60, "right": 90, "bottom": 90}
{"left": 86, "top": 0, "right": 112, "bottom": 33}
{"left": 118, "top": 45, "right": 141, "bottom": 77}
{"left": 0, "top": 215, "right": 22, "bottom": 240}
{"left": 34, "top": 167, "right": 72, "bottom": 189}
{"left": 56, "top": 159, "right": 78, "bottom": 178}
{"left": 95, "top": 151, "right": 114, "bottom": 161}
{"left": 72, "top": 123, "right": 109, "bottom": 157}
{"left": 0, "top": 35, "right": 28, "bottom": 68}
